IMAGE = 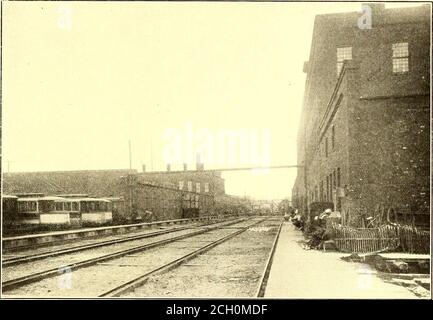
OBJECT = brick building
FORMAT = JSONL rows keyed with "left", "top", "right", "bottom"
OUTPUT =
{"left": 138, "top": 162, "right": 225, "bottom": 197}
{"left": 121, "top": 174, "right": 215, "bottom": 221}
{"left": 292, "top": 4, "right": 430, "bottom": 227}
{"left": 3, "top": 168, "right": 216, "bottom": 222}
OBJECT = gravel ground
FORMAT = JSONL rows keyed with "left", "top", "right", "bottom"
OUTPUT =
{"left": 2, "top": 219, "right": 225, "bottom": 258}
{"left": 2, "top": 228, "right": 199, "bottom": 282}
{"left": 2, "top": 218, "right": 244, "bottom": 282}
{"left": 3, "top": 218, "right": 265, "bottom": 298}
{"left": 122, "top": 219, "right": 281, "bottom": 298}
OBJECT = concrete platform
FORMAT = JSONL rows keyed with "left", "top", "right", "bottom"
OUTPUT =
{"left": 264, "top": 222, "right": 429, "bottom": 299}
{"left": 2, "top": 216, "right": 222, "bottom": 251}
{"left": 379, "top": 253, "right": 430, "bottom": 261}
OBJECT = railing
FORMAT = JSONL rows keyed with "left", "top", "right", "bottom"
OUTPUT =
{"left": 397, "top": 224, "right": 430, "bottom": 254}
{"left": 330, "top": 224, "right": 399, "bottom": 253}
{"left": 330, "top": 223, "right": 429, "bottom": 254}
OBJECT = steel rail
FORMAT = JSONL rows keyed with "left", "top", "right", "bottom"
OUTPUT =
{"left": 255, "top": 218, "right": 284, "bottom": 297}
{"left": 2, "top": 218, "right": 247, "bottom": 292}
{"left": 3, "top": 215, "right": 227, "bottom": 252}
{"left": 99, "top": 218, "right": 269, "bottom": 297}
{"left": 3, "top": 219, "right": 226, "bottom": 267}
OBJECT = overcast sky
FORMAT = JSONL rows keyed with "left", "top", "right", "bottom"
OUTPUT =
{"left": 2, "top": 2, "right": 420, "bottom": 199}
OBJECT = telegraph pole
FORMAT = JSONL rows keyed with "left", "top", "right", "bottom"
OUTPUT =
{"left": 129, "top": 140, "right": 132, "bottom": 170}
{"left": 128, "top": 140, "right": 133, "bottom": 218}
{"left": 150, "top": 136, "right": 154, "bottom": 171}
{"left": 6, "top": 160, "right": 14, "bottom": 173}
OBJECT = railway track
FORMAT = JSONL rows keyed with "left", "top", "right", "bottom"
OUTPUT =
{"left": 255, "top": 219, "right": 284, "bottom": 297}
{"left": 2, "top": 215, "right": 227, "bottom": 252}
{"left": 100, "top": 217, "right": 269, "bottom": 297}
{"left": 107, "top": 219, "right": 283, "bottom": 298}
{"left": 2, "top": 217, "right": 253, "bottom": 295}
{"left": 2, "top": 217, "right": 236, "bottom": 267}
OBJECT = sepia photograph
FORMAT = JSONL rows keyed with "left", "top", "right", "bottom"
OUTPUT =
{"left": 0, "top": 0, "right": 431, "bottom": 304}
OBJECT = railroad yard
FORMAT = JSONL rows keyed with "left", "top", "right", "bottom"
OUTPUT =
{"left": 1, "top": 216, "right": 282, "bottom": 298}
{"left": 2, "top": 215, "right": 429, "bottom": 299}
{"left": 1, "top": 2, "right": 431, "bottom": 303}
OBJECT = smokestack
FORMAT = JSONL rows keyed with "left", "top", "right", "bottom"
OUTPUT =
{"left": 183, "top": 163, "right": 188, "bottom": 171}
{"left": 366, "top": 2, "right": 385, "bottom": 13}
{"left": 142, "top": 164, "right": 146, "bottom": 173}
{"left": 196, "top": 153, "right": 204, "bottom": 171}
{"left": 167, "top": 164, "right": 171, "bottom": 172}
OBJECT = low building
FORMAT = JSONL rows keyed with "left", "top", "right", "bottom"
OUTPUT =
{"left": 3, "top": 168, "right": 216, "bottom": 223}
{"left": 138, "top": 162, "right": 225, "bottom": 197}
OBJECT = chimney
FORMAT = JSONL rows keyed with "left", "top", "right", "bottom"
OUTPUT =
{"left": 367, "top": 2, "right": 385, "bottom": 12}
{"left": 303, "top": 61, "right": 309, "bottom": 74}
{"left": 166, "top": 164, "right": 171, "bottom": 172}
{"left": 183, "top": 163, "right": 188, "bottom": 171}
{"left": 142, "top": 164, "right": 146, "bottom": 173}
{"left": 196, "top": 153, "right": 204, "bottom": 171}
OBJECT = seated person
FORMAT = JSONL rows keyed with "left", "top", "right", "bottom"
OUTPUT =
{"left": 291, "top": 213, "right": 304, "bottom": 230}
{"left": 307, "top": 208, "right": 332, "bottom": 249}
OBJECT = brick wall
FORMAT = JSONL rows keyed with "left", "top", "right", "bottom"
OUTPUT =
{"left": 293, "top": 5, "right": 430, "bottom": 226}
{"left": 138, "top": 170, "right": 225, "bottom": 196}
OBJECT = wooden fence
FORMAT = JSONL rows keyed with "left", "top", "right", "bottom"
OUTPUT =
{"left": 397, "top": 224, "right": 430, "bottom": 254}
{"left": 330, "top": 223, "right": 429, "bottom": 254}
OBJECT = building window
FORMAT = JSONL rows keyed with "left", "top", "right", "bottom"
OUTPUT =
{"left": 337, "top": 168, "right": 341, "bottom": 187}
{"left": 392, "top": 43, "right": 409, "bottom": 73}
{"left": 204, "top": 182, "right": 209, "bottom": 193}
{"left": 333, "top": 170, "right": 337, "bottom": 189}
{"left": 19, "top": 202, "right": 26, "bottom": 212}
{"left": 20, "top": 201, "right": 37, "bottom": 212}
{"left": 55, "top": 202, "right": 63, "bottom": 211}
{"left": 320, "top": 181, "right": 324, "bottom": 201}
{"left": 72, "top": 202, "right": 79, "bottom": 211}
{"left": 337, "top": 46, "right": 352, "bottom": 75}
{"left": 187, "top": 181, "right": 192, "bottom": 192}
{"left": 326, "top": 176, "right": 329, "bottom": 201}
{"left": 196, "top": 182, "right": 201, "bottom": 193}
{"left": 64, "top": 202, "right": 71, "bottom": 211}
{"left": 331, "top": 125, "right": 335, "bottom": 150}
{"left": 178, "top": 181, "right": 184, "bottom": 190}
{"left": 325, "top": 137, "right": 328, "bottom": 157}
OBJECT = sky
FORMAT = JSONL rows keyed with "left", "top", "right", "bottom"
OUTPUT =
{"left": 2, "top": 2, "right": 422, "bottom": 200}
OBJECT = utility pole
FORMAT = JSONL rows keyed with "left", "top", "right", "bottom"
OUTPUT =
{"left": 129, "top": 140, "right": 132, "bottom": 170}
{"left": 6, "top": 160, "right": 14, "bottom": 173}
{"left": 128, "top": 140, "right": 133, "bottom": 218}
{"left": 150, "top": 136, "right": 154, "bottom": 171}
